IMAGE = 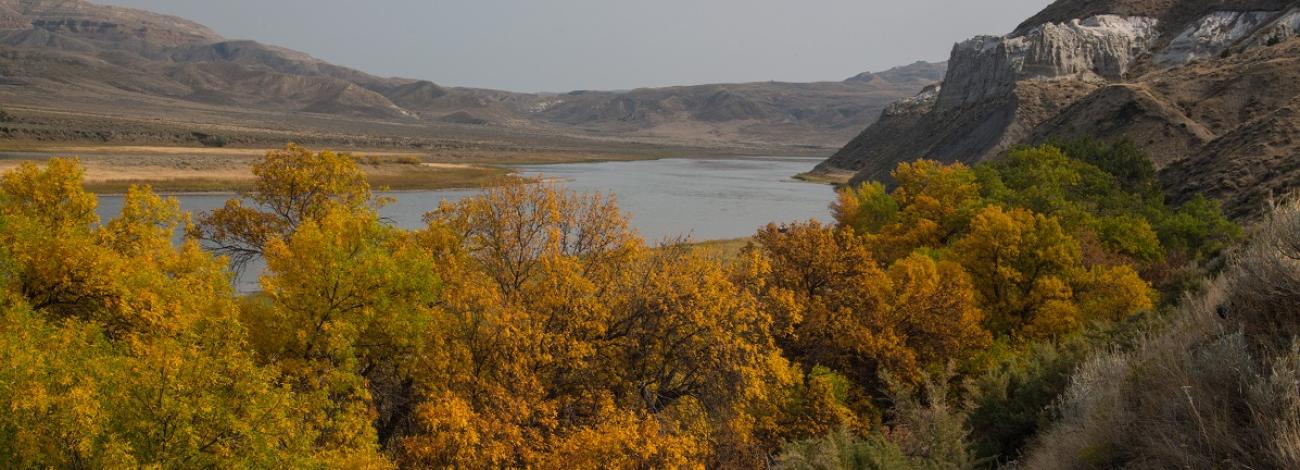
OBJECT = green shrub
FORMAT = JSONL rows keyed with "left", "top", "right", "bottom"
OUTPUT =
{"left": 775, "top": 430, "right": 910, "bottom": 470}
{"left": 967, "top": 341, "right": 1084, "bottom": 464}
{"left": 1155, "top": 194, "right": 1242, "bottom": 262}
{"left": 775, "top": 373, "right": 978, "bottom": 470}
{"left": 1052, "top": 137, "right": 1158, "bottom": 199}
{"left": 983, "top": 140, "right": 1240, "bottom": 296}
{"left": 1023, "top": 201, "right": 1300, "bottom": 468}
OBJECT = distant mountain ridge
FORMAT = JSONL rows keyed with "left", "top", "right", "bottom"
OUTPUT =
{"left": 0, "top": 0, "right": 945, "bottom": 148}
{"left": 814, "top": 0, "right": 1300, "bottom": 218}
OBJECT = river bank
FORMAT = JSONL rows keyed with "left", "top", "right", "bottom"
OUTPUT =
{"left": 0, "top": 143, "right": 678, "bottom": 193}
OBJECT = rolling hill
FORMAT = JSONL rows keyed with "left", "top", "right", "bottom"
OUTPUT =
{"left": 0, "top": 0, "right": 945, "bottom": 151}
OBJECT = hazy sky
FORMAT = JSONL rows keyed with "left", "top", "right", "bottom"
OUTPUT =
{"left": 102, "top": 0, "right": 1050, "bottom": 92}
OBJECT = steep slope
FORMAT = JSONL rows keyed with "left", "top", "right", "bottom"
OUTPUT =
{"left": 1162, "top": 93, "right": 1300, "bottom": 219}
{"left": 816, "top": 0, "right": 1300, "bottom": 218}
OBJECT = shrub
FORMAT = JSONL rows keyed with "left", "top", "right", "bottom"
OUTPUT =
{"left": 964, "top": 309, "right": 1161, "bottom": 464}
{"left": 1051, "top": 137, "right": 1158, "bottom": 199}
{"left": 1023, "top": 201, "right": 1300, "bottom": 468}
{"left": 194, "top": 132, "right": 228, "bottom": 147}
{"left": 967, "top": 341, "right": 1085, "bottom": 464}
{"left": 1221, "top": 199, "right": 1300, "bottom": 348}
{"left": 775, "top": 372, "right": 978, "bottom": 470}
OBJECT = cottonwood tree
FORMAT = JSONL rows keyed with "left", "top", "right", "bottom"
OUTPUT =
{"left": 191, "top": 144, "right": 372, "bottom": 270}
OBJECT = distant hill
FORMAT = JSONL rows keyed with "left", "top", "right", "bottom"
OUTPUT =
{"left": 813, "top": 0, "right": 1300, "bottom": 218}
{"left": 0, "top": 0, "right": 945, "bottom": 149}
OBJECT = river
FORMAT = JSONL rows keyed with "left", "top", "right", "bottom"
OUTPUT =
{"left": 95, "top": 156, "right": 835, "bottom": 291}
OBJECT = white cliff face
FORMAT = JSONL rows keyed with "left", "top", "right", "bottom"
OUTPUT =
{"left": 861, "top": 6, "right": 1300, "bottom": 153}
{"left": 936, "top": 15, "right": 1158, "bottom": 111}
{"left": 884, "top": 84, "right": 941, "bottom": 117}
{"left": 1155, "top": 11, "right": 1280, "bottom": 66}
{"left": 1015, "top": 15, "right": 1160, "bottom": 79}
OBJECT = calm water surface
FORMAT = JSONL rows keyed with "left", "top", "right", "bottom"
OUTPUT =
{"left": 96, "top": 157, "right": 833, "bottom": 290}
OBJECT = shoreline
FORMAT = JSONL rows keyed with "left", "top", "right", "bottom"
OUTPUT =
{"left": 4, "top": 143, "right": 832, "bottom": 195}
{"left": 0, "top": 144, "right": 666, "bottom": 195}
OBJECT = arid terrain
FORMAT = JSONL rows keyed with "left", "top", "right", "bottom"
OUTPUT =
{"left": 0, "top": 144, "right": 534, "bottom": 192}
{"left": 812, "top": 0, "right": 1300, "bottom": 218}
{"left": 0, "top": 0, "right": 946, "bottom": 192}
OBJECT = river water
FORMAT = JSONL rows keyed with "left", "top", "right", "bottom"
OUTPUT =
{"left": 95, "top": 156, "right": 834, "bottom": 290}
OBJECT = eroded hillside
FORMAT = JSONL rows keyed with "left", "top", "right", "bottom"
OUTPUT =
{"left": 815, "top": 0, "right": 1300, "bottom": 218}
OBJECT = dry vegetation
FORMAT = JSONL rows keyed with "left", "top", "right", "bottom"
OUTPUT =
{"left": 1023, "top": 201, "right": 1300, "bottom": 469}
{"left": 0, "top": 143, "right": 667, "bottom": 193}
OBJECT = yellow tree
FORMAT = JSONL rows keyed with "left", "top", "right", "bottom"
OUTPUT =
{"left": 0, "top": 159, "right": 117, "bottom": 320}
{"left": 839, "top": 160, "right": 984, "bottom": 264}
{"left": 0, "top": 161, "right": 333, "bottom": 467}
{"left": 250, "top": 205, "right": 437, "bottom": 461}
{"left": 831, "top": 181, "right": 897, "bottom": 235}
{"left": 882, "top": 254, "right": 990, "bottom": 376}
{"left": 191, "top": 144, "right": 372, "bottom": 269}
{"left": 405, "top": 180, "right": 797, "bottom": 468}
{"left": 0, "top": 158, "right": 97, "bottom": 229}
{"left": 949, "top": 206, "right": 1078, "bottom": 336}
{"left": 429, "top": 177, "right": 640, "bottom": 297}
{"left": 745, "top": 221, "right": 988, "bottom": 393}
{"left": 746, "top": 220, "right": 890, "bottom": 383}
{"left": 950, "top": 206, "right": 1153, "bottom": 338}
{"left": 604, "top": 245, "right": 798, "bottom": 466}
{"left": 405, "top": 180, "right": 646, "bottom": 467}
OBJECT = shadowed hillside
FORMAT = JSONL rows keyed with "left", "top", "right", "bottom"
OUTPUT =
{"left": 814, "top": 0, "right": 1300, "bottom": 219}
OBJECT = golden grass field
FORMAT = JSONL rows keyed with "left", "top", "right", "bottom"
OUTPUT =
{"left": 685, "top": 238, "right": 751, "bottom": 263}
{"left": 0, "top": 144, "right": 666, "bottom": 193}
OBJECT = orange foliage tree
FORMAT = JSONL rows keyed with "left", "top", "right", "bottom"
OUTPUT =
{"left": 742, "top": 220, "right": 989, "bottom": 396}
{"left": 400, "top": 179, "right": 798, "bottom": 468}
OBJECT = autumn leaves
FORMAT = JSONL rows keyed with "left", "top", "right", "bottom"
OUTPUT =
{"left": 0, "top": 141, "right": 1236, "bottom": 468}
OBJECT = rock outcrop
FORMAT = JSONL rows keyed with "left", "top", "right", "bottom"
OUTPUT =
{"left": 816, "top": 0, "right": 1300, "bottom": 218}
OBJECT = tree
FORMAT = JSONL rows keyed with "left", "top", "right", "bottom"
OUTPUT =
{"left": 746, "top": 221, "right": 891, "bottom": 384}
{"left": 0, "top": 160, "right": 118, "bottom": 321}
{"left": 867, "top": 160, "right": 983, "bottom": 264}
{"left": 405, "top": 180, "right": 797, "bottom": 468}
{"left": 950, "top": 206, "right": 1079, "bottom": 337}
{"left": 247, "top": 204, "right": 439, "bottom": 458}
{"left": 745, "top": 221, "right": 988, "bottom": 393}
{"left": 884, "top": 254, "right": 990, "bottom": 374}
{"left": 191, "top": 144, "right": 372, "bottom": 270}
{"left": 831, "top": 181, "right": 897, "bottom": 236}
{"left": 0, "top": 160, "right": 342, "bottom": 467}
{"left": 950, "top": 206, "right": 1152, "bottom": 338}
{"left": 1155, "top": 194, "right": 1241, "bottom": 261}
{"left": 605, "top": 245, "right": 797, "bottom": 466}
{"left": 1053, "top": 137, "right": 1158, "bottom": 199}
{"left": 428, "top": 177, "right": 639, "bottom": 298}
